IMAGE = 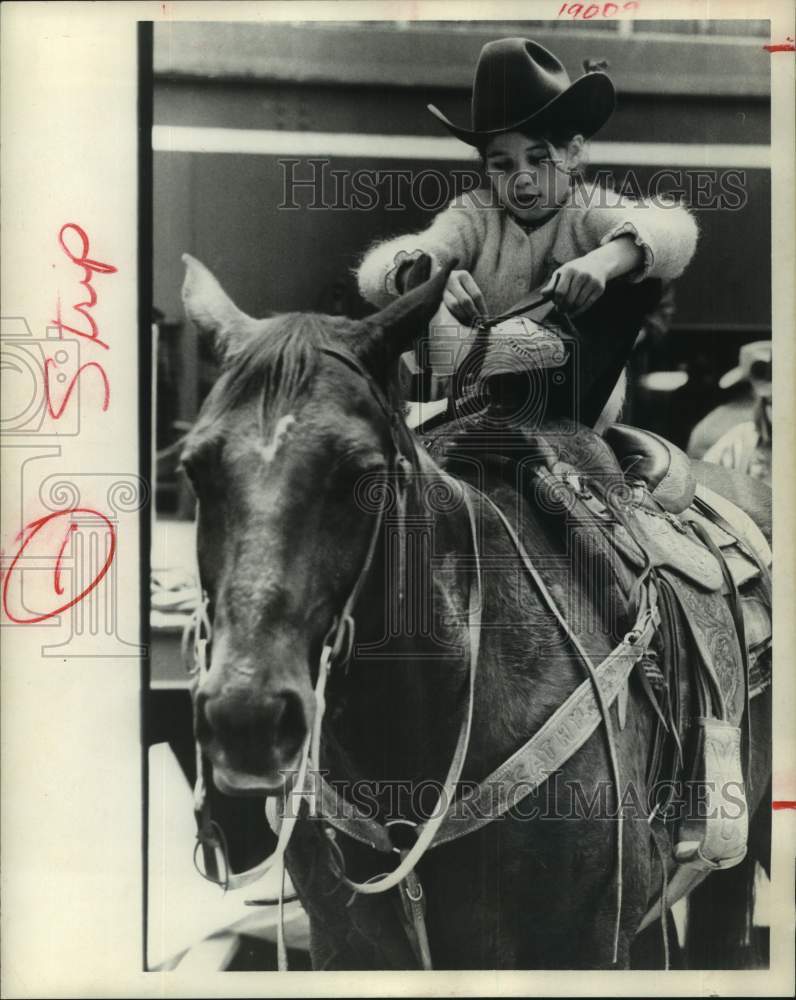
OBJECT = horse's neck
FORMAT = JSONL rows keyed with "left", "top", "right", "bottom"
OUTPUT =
{"left": 328, "top": 461, "right": 475, "bottom": 787}
{"left": 325, "top": 447, "right": 590, "bottom": 795}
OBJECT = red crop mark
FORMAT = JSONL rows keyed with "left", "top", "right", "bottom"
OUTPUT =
{"left": 2, "top": 508, "right": 116, "bottom": 625}
{"left": 772, "top": 800, "right": 796, "bottom": 810}
{"left": 52, "top": 223, "right": 117, "bottom": 349}
{"left": 763, "top": 37, "right": 795, "bottom": 52}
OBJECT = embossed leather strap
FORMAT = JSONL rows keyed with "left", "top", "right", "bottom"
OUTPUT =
{"left": 433, "top": 591, "right": 659, "bottom": 844}
{"left": 311, "top": 584, "right": 659, "bottom": 855}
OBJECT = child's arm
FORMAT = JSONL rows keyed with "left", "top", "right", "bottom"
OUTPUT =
{"left": 540, "top": 235, "right": 642, "bottom": 316}
{"left": 547, "top": 188, "right": 699, "bottom": 314}
{"left": 356, "top": 192, "right": 486, "bottom": 309}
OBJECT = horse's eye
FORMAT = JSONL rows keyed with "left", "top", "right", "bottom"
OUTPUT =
{"left": 326, "top": 453, "right": 386, "bottom": 501}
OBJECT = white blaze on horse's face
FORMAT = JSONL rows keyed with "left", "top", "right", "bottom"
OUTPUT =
{"left": 259, "top": 414, "right": 295, "bottom": 465}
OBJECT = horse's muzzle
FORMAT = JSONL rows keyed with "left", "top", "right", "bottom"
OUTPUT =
{"left": 195, "top": 685, "right": 308, "bottom": 792}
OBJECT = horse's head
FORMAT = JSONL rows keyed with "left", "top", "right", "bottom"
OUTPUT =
{"left": 180, "top": 254, "right": 448, "bottom": 794}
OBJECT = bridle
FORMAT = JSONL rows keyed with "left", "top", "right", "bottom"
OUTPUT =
{"left": 185, "top": 342, "right": 660, "bottom": 970}
{"left": 187, "top": 343, "right": 484, "bottom": 968}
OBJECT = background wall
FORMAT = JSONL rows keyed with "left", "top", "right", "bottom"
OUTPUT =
{"left": 152, "top": 19, "right": 771, "bottom": 467}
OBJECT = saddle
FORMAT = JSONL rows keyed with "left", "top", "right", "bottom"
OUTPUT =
{"left": 416, "top": 409, "right": 772, "bottom": 880}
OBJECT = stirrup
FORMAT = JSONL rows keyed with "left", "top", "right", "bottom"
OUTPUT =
{"left": 674, "top": 717, "right": 748, "bottom": 870}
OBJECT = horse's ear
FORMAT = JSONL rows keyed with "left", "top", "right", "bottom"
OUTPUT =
{"left": 357, "top": 258, "right": 454, "bottom": 374}
{"left": 181, "top": 254, "right": 260, "bottom": 366}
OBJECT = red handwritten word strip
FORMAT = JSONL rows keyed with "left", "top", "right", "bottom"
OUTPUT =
{"left": 46, "top": 223, "right": 115, "bottom": 418}
{"left": 772, "top": 800, "right": 796, "bottom": 810}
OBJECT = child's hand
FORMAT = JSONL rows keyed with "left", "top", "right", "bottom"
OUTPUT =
{"left": 540, "top": 257, "right": 608, "bottom": 317}
{"left": 443, "top": 269, "right": 488, "bottom": 325}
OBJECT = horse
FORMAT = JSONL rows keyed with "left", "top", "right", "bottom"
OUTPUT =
{"left": 179, "top": 253, "right": 772, "bottom": 970}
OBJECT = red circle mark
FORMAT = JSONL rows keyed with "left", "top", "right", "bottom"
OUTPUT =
{"left": 54, "top": 523, "right": 79, "bottom": 595}
{"left": 2, "top": 508, "right": 116, "bottom": 625}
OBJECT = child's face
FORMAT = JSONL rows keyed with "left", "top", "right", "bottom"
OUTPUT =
{"left": 484, "top": 131, "right": 581, "bottom": 222}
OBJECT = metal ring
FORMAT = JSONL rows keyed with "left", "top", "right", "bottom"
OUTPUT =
{"left": 385, "top": 817, "right": 418, "bottom": 855}
{"left": 404, "top": 879, "right": 423, "bottom": 903}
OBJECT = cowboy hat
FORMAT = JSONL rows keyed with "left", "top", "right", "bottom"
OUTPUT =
{"left": 427, "top": 38, "right": 615, "bottom": 147}
{"left": 718, "top": 340, "right": 772, "bottom": 399}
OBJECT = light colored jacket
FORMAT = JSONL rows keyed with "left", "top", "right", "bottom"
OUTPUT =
{"left": 356, "top": 182, "right": 699, "bottom": 372}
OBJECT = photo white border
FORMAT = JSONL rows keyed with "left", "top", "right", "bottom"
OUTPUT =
{"left": 1, "top": 1, "right": 793, "bottom": 996}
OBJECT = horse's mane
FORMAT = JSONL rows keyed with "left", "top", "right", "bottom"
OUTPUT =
{"left": 211, "top": 312, "right": 359, "bottom": 420}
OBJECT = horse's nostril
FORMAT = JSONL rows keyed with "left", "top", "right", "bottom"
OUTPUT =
{"left": 199, "top": 687, "right": 308, "bottom": 777}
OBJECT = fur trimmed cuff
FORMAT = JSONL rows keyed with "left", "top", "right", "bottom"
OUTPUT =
{"left": 384, "top": 248, "right": 429, "bottom": 297}
{"left": 599, "top": 222, "right": 655, "bottom": 284}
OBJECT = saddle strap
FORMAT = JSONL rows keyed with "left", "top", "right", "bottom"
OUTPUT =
{"left": 396, "top": 863, "right": 432, "bottom": 970}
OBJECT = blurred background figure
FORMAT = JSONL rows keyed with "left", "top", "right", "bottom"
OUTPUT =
{"left": 697, "top": 341, "right": 772, "bottom": 483}
{"left": 686, "top": 378, "right": 756, "bottom": 460}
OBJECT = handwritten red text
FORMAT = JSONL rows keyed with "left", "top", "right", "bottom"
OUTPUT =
{"left": 558, "top": 1, "right": 640, "bottom": 17}
{"left": 46, "top": 223, "right": 115, "bottom": 418}
{"left": 2, "top": 508, "right": 117, "bottom": 625}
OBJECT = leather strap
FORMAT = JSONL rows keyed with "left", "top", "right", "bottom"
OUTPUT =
{"left": 433, "top": 591, "right": 659, "bottom": 843}
{"left": 398, "top": 863, "right": 432, "bottom": 970}
{"left": 311, "top": 573, "right": 660, "bottom": 855}
{"left": 477, "top": 287, "right": 555, "bottom": 330}
{"left": 475, "top": 485, "right": 630, "bottom": 961}
{"left": 323, "top": 479, "right": 483, "bottom": 895}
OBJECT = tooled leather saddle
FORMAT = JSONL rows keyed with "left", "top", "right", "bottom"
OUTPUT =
{"left": 401, "top": 255, "right": 771, "bottom": 882}
{"left": 414, "top": 404, "right": 772, "bottom": 886}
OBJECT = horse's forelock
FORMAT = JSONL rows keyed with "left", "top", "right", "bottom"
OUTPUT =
{"left": 212, "top": 312, "right": 361, "bottom": 421}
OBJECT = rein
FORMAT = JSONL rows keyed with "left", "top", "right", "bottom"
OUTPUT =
{"left": 186, "top": 344, "right": 660, "bottom": 970}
